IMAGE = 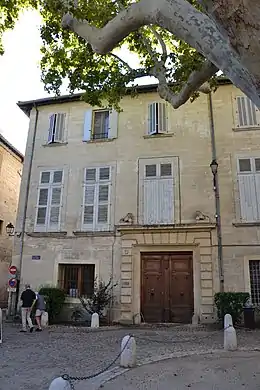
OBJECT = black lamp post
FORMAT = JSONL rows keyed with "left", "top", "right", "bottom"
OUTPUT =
{"left": 210, "top": 159, "right": 224, "bottom": 292}
{"left": 6, "top": 223, "right": 15, "bottom": 236}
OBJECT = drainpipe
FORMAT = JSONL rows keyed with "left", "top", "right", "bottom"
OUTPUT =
{"left": 13, "top": 105, "right": 39, "bottom": 314}
{"left": 208, "top": 93, "right": 224, "bottom": 292}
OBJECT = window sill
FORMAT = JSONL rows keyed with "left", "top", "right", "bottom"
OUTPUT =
{"left": 42, "top": 142, "right": 68, "bottom": 147}
{"left": 83, "top": 138, "right": 116, "bottom": 144}
{"left": 73, "top": 230, "right": 115, "bottom": 237}
{"left": 233, "top": 222, "right": 260, "bottom": 227}
{"left": 143, "top": 133, "right": 174, "bottom": 139}
{"left": 27, "top": 231, "right": 67, "bottom": 237}
{"left": 232, "top": 126, "right": 260, "bottom": 132}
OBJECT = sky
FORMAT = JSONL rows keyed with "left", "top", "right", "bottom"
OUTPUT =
{"left": 0, "top": 10, "right": 154, "bottom": 155}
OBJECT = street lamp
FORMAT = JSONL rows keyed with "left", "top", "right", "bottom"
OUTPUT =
{"left": 6, "top": 223, "right": 15, "bottom": 236}
{"left": 210, "top": 159, "right": 218, "bottom": 176}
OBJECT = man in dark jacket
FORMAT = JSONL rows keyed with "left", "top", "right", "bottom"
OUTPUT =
{"left": 20, "top": 284, "right": 36, "bottom": 333}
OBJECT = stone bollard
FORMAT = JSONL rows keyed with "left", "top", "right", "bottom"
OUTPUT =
{"left": 224, "top": 313, "right": 233, "bottom": 329}
{"left": 49, "top": 377, "right": 71, "bottom": 390}
{"left": 224, "top": 325, "right": 237, "bottom": 351}
{"left": 0, "top": 308, "right": 2, "bottom": 344}
{"left": 91, "top": 312, "right": 99, "bottom": 328}
{"left": 120, "top": 335, "right": 136, "bottom": 368}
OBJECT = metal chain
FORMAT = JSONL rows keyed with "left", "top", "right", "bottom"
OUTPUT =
{"left": 62, "top": 335, "right": 134, "bottom": 390}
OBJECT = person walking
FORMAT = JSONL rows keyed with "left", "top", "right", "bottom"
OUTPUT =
{"left": 35, "top": 292, "right": 46, "bottom": 331}
{"left": 20, "top": 284, "right": 36, "bottom": 333}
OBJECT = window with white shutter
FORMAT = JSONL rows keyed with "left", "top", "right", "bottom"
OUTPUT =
{"left": 141, "top": 160, "right": 174, "bottom": 224}
{"left": 82, "top": 166, "right": 111, "bottom": 231}
{"left": 236, "top": 97, "right": 259, "bottom": 128}
{"left": 83, "top": 109, "right": 118, "bottom": 141}
{"left": 237, "top": 157, "right": 260, "bottom": 222}
{"left": 148, "top": 102, "right": 168, "bottom": 135}
{"left": 35, "top": 170, "right": 63, "bottom": 231}
{"left": 47, "top": 113, "right": 66, "bottom": 144}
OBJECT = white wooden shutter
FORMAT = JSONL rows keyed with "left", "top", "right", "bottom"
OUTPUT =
{"left": 238, "top": 175, "right": 258, "bottom": 221}
{"left": 36, "top": 188, "right": 49, "bottom": 226}
{"left": 54, "top": 113, "right": 65, "bottom": 142}
{"left": 147, "top": 103, "right": 167, "bottom": 135}
{"left": 49, "top": 187, "right": 62, "bottom": 227}
{"left": 83, "top": 109, "right": 93, "bottom": 141}
{"left": 236, "top": 97, "right": 258, "bottom": 127}
{"left": 108, "top": 110, "right": 118, "bottom": 138}
{"left": 48, "top": 114, "right": 55, "bottom": 143}
{"left": 143, "top": 178, "right": 174, "bottom": 224}
{"left": 148, "top": 103, "right": 156, "bottom": 135}
{"left": 83, "top": 185, "right": 95, "bottom": 227}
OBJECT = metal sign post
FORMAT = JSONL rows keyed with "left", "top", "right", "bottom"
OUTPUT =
{"left": 0, "top": 308, "right": 2, "bottom": 344}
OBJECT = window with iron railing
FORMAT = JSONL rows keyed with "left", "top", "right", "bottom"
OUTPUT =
{"left": 58, "top": 264, "right": 95, "bottom": 298}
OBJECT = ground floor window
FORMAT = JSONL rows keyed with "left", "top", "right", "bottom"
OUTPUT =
{"left": 58, "top": 264, "right": 95, "bottom": 298}
{"left": 249, "top": 260, "right": 260, "bottom": 305}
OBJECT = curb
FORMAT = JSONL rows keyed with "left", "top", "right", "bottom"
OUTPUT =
{"left": 87, "top": 347, "right": 260, "bottom": 389}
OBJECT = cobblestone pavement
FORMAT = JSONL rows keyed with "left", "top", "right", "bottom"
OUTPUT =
{"left": 1, "top": 323, "right": 260, "bottom": 390}
{"left": 102, "top": 351, "right": 260, "bottom": 390}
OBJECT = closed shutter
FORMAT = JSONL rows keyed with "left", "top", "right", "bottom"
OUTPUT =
{"left": 108, "top": 110, "right": 118, "bottom": 139}
{"left": 54, "top": 113, "right": 65, "bottom": 142}
{"left": 236, "top": 97, "right": 258, "bottom": 127}
{"left": 36, "top": 188, "right": 49, "bottom": 225}
{"left": 83, "top": 185, "right": 95, "bottom": 227}
{"left": 238, "top": 174, "right": 258, "bottom": 221}
{"left": 83, "top": 109, "right": 93, "bottom": 141}
{"left": 49, "top": 187, "right": 62, "bottom": 227}
{"left": 143, "top": 178, "right": 174, "bottom": 224}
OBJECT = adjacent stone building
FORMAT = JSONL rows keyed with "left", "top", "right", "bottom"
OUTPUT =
{"left": 0, "top": 134, "right": 23, "bottom": 307}
{"left": 12, "top": 80, "right": 260, "bottom": 323}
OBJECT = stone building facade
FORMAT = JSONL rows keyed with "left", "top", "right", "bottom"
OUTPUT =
{"left": 11, "top": 80, "right": 260, "bottom": 323}
{"left": 0, "top": 134, "right": 23, "bottom": 307}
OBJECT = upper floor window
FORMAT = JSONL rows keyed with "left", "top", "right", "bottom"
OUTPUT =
{"left": 83, "top": 109, "right": 118, "bottom": 141}
{"left": 148, "top": 102, "right": 168, "bottom": 135}
{"left": 236, "top": 97, "right": 259, "bottom": 128}
{"left": 140, "top": 159, "right": 175, "bottom": 225}
{"left": 82, "top": 166, "right": 112, "bottom": 231}
{"left": 48, "top": 113, "right": 66, "bottom": 144}
{"left": 35, "top": 170, "right": 63, "bottom": 231}
{"left": 237, "top": 157, "right": 260, "bottom": 222}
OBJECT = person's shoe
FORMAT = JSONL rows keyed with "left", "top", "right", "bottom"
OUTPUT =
{"left": 36, "top": 328, "right": 42, "bottom": 332}
{"left": 20, "top": 329, "right": 27, "bottom": 333}
{"left": 29, "top": 327, "right": 34, "bottom": 333}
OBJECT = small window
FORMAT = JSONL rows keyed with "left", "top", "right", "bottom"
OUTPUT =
{"left": 255, "top": 158, "right": 260, "bottom": 172}
{"left": 85, "top": 169, "right": 96, "bottom": 182}
{"left": 58, "top": 264, "right": 95, "bottom": 298}
{"left": 41, "top": 172, "right": 50, "bottom": 184}
{"left": 238, "top": 158, "right": 251, "bottom": 172}
{"left": 53, "top": 171, "right": 63, "bottom": 184}
{"left": 249, "top": 260, "right": 260, "bottom": 305}
{"left": 145, "top": 164, "right": 157, "bottom": 177}
{"left": 160, "top": 163, "right": 172, "bottom": 177}
{"left": 99, "top": 167, "right": 110, "bottom": 181}
{"left": 0, "top": 220, "right": 3, "bottom": 235}
{"left": 93, "top": 111, "right": 109, "bottom": 140}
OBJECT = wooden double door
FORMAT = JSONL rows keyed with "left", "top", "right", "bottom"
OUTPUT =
{"left": 141, "top": 252, "right": 194, "bottom": 323}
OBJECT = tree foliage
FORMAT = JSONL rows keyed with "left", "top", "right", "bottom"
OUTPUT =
{"left": 0, "top": 0, "right": 259, "bottom": 109}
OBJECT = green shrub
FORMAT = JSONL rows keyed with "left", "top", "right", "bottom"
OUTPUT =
{"left": 214, "top": 292, "right": 250, "bottom": 325}
{"left": 79, "top": 278, "right": 117, "bottom": 318}
{"left": 38, "top": 286, "right": 66, "bottom": 324}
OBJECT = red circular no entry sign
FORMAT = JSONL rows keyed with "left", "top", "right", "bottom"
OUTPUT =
{"left": 9, "top": 265, "right": 17, "bottom": 275}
